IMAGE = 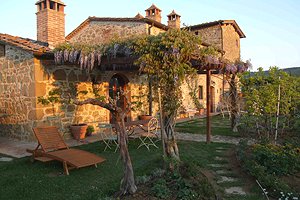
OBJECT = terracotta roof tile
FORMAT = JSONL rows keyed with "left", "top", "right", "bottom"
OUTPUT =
{"left": 145, "top": 4, "right": 161, "bottom": 11}
{"left": 167, "top": 10, "right": 181, "bottom": 17}
{"left": 35, "top": 0, "right": 65, "bottom": 5}
{"left": 135, "top": 13, "right": 144, "bottom": 19}
{"left": 0, "top": 33, "right": 51, "bottom": 54}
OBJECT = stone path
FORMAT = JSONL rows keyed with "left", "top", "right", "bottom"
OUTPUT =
{"left": 175, "top": 132, "right": 243, "bottom": 144}
{"left": 209, "top": 146, "right": 248, "bottom": 198}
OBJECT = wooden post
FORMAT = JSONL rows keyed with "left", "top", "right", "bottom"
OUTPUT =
{"left": 275, "top": 77, "right": 281, "bottom": 144}
{"left": 206, "top": 68, "right": 211, "bottom": 143}
{"left": 148, "top": 76, "right": 153, "bottom": 116}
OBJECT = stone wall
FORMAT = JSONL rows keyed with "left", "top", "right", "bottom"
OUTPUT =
{"left": 194, "top": 25, "right": 222, "bottom": 49}
{"left": 69, "top": 21, "right": 148, "bottom": 45}
{"left": 222, "top": 24, "right": 240, "bottom": 62}
{"left": 0, "top": 45, "right": 36, "bottom": 140}
{"left": 147, "top": 24, "right": 166, "bottom": 35}
{"left": 34, "top": 59, "right": 151, "bottom": 138}
{"left": 181, "top": 74, "right": 226, "bottom": 113}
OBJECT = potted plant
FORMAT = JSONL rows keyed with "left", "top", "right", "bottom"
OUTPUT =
{"left": 70, "top": 123, "right": 88, "bottom": 140}
{"left": 86, "top": 125, "right": 95, "bottom": 136}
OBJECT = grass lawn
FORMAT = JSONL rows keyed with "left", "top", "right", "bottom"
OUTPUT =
{"left": 175, "top": 114, "right": 240, "bottom": 137}
{"left": 0, "top": 139, "right": 262, "bottom": 200}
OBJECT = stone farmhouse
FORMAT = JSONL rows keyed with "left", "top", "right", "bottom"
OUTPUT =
{"left": 0, "top": 0, "right": 245, "bottom": 140}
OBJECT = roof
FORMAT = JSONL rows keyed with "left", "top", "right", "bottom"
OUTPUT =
{"left": 134, "top": 13, "right": 144, "bottom": 19}
{"left": 167, "top": 10, "right": 181, "bottom": 17}
{"left": 145, "top": 4, "right": 161, "bottom": 11}
{"left": 0, "top": 33, "right": 51, "bottom": 54}
{"left": 188, "top": 20, "right": 246, "bottom": 38}
{"left": 35, "top": 0, "right": 66, "bottom": 5}
{"left": 66, "top": 17, "right": 169, "bottom": 40}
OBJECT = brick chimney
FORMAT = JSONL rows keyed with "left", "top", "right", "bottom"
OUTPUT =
{"left": 145, "top": 4, "right": 162, "bottom": 23}
{"left": 167, "top": 10, "right": 181, "bottom": 29}
{"left": 36, "top": 0, "right": 66, "bottom": 48}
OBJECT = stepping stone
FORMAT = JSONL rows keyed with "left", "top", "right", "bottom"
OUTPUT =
{"left": 208, "top": 164, "right": 223, "bottom": 168}
{"left": 217, "top": 176, "right": 236, "bottom": 183}
{"left": 215, "top": 170, "right": 228, "bottom": 175}
{"left": 0, "top": 157, "right": 13, "bottom": 162}
{"left": 216, "top": 147, "right": 227, "bottom": 150}
{"left": 215, "top": 156, "right": 225, "bottom": 161}
{"left": 225, "top": 187, "right": 246, "bottom": 195}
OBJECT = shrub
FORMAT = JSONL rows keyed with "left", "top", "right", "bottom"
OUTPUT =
{"left": 237, "top": 141, "right": 300, "bottom": 198}
{"left": 151, "top": 178, "right": 171, "bottom": 199}
{"left": 252, "top": 144, "right": 300, "bottom": 176}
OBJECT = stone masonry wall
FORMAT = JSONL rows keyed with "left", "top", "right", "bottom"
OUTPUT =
{"left": 181, "top": 74, "right": 226, "bottom": 113}
{"left": 221, "top": 24, "right": 241, "bottom": 62}
{"left": 35, "top": 60, "right": 151, "bottom": 138}
{"left": 0, "top": 45, "right": 36, "bottom": 140}
{"left": 69, "top": 21, "right": 148, "bottom": 45}
{"left": 194, "top": 25, "right": 222, "bottom": 49}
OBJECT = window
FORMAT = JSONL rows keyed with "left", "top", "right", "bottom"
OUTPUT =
{"left": 195, "top": 31, "right": 199, "bottom": 35}
{"left": 50, "top": 1, "right": 55, "bottom": 10}
{"left": 199, "top": 86, "right": 203, "bottom": 99}
{"left": 0, "top": 44, "right": 5, "bottom": 57}
{"left": 236, "top": 39, "right": 239, "bottom": 47}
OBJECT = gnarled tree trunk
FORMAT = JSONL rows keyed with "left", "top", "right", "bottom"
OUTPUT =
{"left": 230, "top": 74, "right": 239, "bottom": 132}
{"left": 74, "top": 98, "right": 137, "bottom": 196}
{"left": 162, "top": 114, "right": 180, "bottom": 170}
{"left": 114, "top": 112, "right": 137, "bottom": 195}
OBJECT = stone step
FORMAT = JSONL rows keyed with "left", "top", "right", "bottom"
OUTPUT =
{"left": 0, "top": 157, "right": 13, "bottom": 162}
{"left": 217, "top": 176, "right": 237, "bottom": 183}
{"left": 225, "top": 187, "right": 246, "bottom": 195}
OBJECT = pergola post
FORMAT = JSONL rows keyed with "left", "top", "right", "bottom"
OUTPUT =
{"left": 206, "top": 67, "right": 211, "bottom": 143}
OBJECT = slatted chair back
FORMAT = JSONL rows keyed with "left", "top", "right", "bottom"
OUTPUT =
{"left": 33, "top": 126, "right": 69, "bottom": 152}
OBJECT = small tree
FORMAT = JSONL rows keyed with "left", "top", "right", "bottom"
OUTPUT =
{"left": 222, "top": 60, "right": 251, "bottom": 132}
{"left": 74, "top": 93, "right": 137, "bottom": 195}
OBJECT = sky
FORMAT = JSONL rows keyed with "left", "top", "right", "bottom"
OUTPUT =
{"left": 0, "top": 0, "right": 300, "bottom": 71}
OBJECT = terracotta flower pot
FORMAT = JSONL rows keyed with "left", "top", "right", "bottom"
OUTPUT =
{"left": 70, "top": 124, "right": 88, "bottom": 140}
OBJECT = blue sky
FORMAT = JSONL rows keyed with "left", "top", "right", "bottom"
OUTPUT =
{"left": 1, "top": 0, "right": 300, "bottom": 70}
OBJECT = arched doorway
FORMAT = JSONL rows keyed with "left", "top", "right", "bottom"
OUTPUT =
{"left": 109, "top": 74, "right": 130, "bottom": 123}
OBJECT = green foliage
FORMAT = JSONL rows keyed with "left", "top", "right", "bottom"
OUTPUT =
{"left": 37, "top": 88, "right": 61, "bottom": 116}
{"left": 237, "top": 141, "right": 300, "bottom": 198}
{"left": 151, "top": 178, "right": 171, "bottom": 199}
{"left": 241, "top": 67, "right": 300, "bottom": 138}
{"left": 86, "top": 125, "right": 95, "bottom": 134}
{"left": 134, "top": 29, "right": 203, "bottom": 116}
{"left": 150, "top": 164, "right": 215, "bottom": 200}
{"left": 186, "top": 75, "right": 204, "bottom": 110}
{"left": 252, "top": 143, "right": 300, "bottom": 176}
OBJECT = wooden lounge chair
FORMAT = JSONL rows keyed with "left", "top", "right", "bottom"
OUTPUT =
{"left": 27, "top": 126, "right": 105, "bottom": 175}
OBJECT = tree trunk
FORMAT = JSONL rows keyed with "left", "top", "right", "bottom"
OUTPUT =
{"left": 74, "top": 98, "right": 137, "bottom": 196}
{"left": 163, "top": 114, "right": 180, "bottom": 170}
{"left": 115, "top": 113, "right": 137, "bottom": 196}
{"left": 230, "top": 74, "right": 239, "bottom": 132}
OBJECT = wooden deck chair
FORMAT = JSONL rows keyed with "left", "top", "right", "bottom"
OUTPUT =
{"left": 27, "top": 126, "right": 105, "bottom": 175}
{"left": 137, "top": 117, "right": 159, "bottom": 150}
